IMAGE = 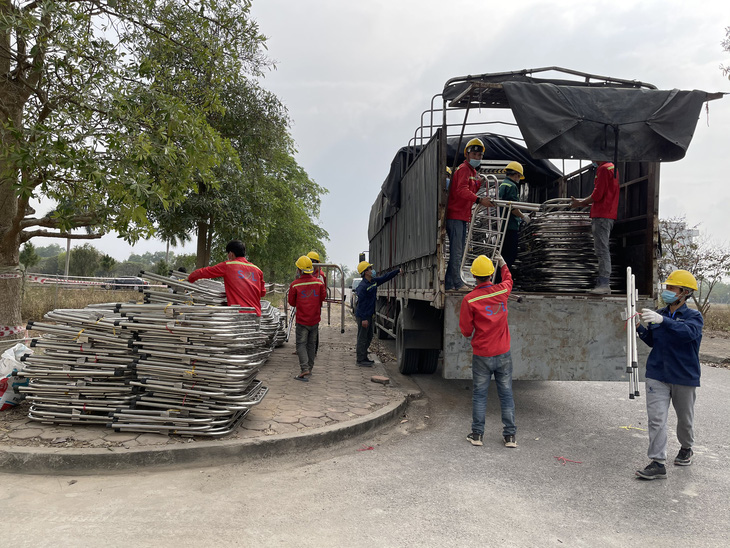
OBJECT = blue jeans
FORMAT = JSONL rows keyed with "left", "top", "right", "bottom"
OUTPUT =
{"left": 471, "top": 352, "right": 516, "bottom": 437}
{"left": 446, "top": 219, "right": 467, "bottom": 290}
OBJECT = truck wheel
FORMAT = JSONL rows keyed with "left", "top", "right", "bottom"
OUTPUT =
{"left": 396, "top": 315, "right": 419, "bottom": 375}
{"left": 417, "top": 349, "right": 439, "bottom": 374}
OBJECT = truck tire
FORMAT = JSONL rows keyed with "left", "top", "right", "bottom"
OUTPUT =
{"left": 417, "top": 349, "right": 439, "bottom": 374}
{"left": 396, "top": 315, "right": 419, "bottom": 375}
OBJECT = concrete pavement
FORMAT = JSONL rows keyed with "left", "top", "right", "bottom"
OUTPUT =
{"left": 0, "top": 320, "right": 413, "bottom": 474}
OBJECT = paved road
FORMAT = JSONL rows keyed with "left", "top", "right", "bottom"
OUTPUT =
{"left": 2, "top": 358, "right": 729, "bottom": 547}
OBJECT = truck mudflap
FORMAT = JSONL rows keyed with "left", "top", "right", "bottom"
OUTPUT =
{"left": 443, "top": 293, "right": 652, "bottom": 381}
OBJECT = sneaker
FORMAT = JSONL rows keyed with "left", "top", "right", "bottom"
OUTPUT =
{"left": 674, "top": 447, "right": 693, "bottom": 466}
{"left": 364, "top": 356, "right": 375, "bottom": 364}
{"left": 466, "top": 432, "right": 483, "bottom": 446}
{"left": 356, "top": 360, "right": 374, "bottom": 367}
{"left": 635, "top": 461, "right": 667, "bottom": 480}
{"left": 590, "top": 285, "right": 611, "bottom": 295}
{"left": 503, "top": 435, "right": 517, "bottom": 448}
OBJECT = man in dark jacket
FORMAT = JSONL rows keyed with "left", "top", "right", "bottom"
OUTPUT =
{"left": 354, "top": 261, "right": 400, "bottom": 366}
{"left": 635, "top": 269, "right": 703, "bottom": 480}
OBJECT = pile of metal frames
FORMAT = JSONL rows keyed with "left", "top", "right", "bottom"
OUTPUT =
{"left": 17, "top": 295, "right": 283, "bottom": 436}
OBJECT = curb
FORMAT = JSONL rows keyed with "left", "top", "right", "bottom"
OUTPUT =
{"left": 700, "top": 353, "right": 729, "bottom": 364}
{"left": 0, "top": 396, "right": 410, "bottom": 476}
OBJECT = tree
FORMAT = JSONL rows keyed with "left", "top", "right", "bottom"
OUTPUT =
{"left": 659, "top": 216, "right": 730, "bottom": 315}
{"left": 722, "top": 26, "right": 730, "bottom": 80}
{"left": 34, "top": 244, "right": 64, "bottom": 258}
{"left": 99, "top": 255, "right": 117, "bottom": 277}
{"left": 68, "top": 244, "right": 101, "bottom": 277}
{"left": 0, "top": 1, "right": 273, "bottom": 340}
{"left": 19, "top": 242, "right": 40, "bottom": 300}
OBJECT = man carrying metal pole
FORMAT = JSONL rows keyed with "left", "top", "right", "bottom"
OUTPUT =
{"left": 460, "top": 254, "right": 517, "bottom": 449}
{"left": 445, "top": 138, "right": 494, "bottom": 291}
{"left": 634, "top": 270, "right": 703, "bottom": 480}
{"left": 496, "top": 161, "right": 531, "bottom": 283}
{"left": 287, "top": 256, "right": 326, "bottom": 382}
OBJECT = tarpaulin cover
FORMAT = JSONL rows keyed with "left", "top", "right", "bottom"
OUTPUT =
{"left": 379, "top": 133, "right": 562, "bottom": 219}
{"left": 502, "top": 82, "right": 710, "bottom": 162}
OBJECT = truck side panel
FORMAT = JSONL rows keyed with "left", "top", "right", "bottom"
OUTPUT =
{"left": 443, "top": 294, "right": 652, "bottom": 380}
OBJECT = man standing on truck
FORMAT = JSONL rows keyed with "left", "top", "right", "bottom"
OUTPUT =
{"left": 634, "top": 269, "right": 703, "bottom": 480}
{"left": 445, "top": 138, "right": 494, "bottom": 291}
{"left": 570, "top": 161, "right": 619, "bottom": 294}
{"left": 354, "top": 260, "right": 400, "bottom": 366}
{"left": 497, "top": 161, "right": 531, "bottom": 283}
{"left": 459, "top": 254, "right": 517, "bottom": 448}
{"left": 288, "top": 256, "right": 327, "bottom": 382}
{"left": 187, "top": 240, "right": 266, "bottom": 315}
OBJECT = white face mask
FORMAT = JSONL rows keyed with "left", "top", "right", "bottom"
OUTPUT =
{"left": 469, "top": 159, "right": 480, "bottom": 168}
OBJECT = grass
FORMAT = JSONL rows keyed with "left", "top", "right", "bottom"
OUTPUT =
{"left": 704, "top": 303, "right": 730, "bottom": 332}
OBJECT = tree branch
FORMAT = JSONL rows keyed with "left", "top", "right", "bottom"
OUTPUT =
{"left": 20, "top": 213, "right": 99, "bottom": 229}
{"left": 20, "top": 230, "right": 103, "bottom": 244}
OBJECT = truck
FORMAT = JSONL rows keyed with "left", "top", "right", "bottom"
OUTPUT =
{"left": 367, "top": 67, "right": 722, "bottom": 381}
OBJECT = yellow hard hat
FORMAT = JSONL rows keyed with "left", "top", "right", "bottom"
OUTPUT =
{"left": 446, "top": 166, "right": 452, "bottom": 175}
{"left": 464, "top": 138, "right": 485, "bottom": 155}
{"left": 295, "top": 255, "right": 314, "bottom": 274}
{"left": 307, "top": 251, "right": 320, "bottom": 262}
{"left": 357, "top": 260, "right": 372, "bottom": 275}
{"left": 505, "top": 161, "right": 525, "bottom": 180}
{"left": 470, "top": 255, "right": 495, "bottom": 277}
{"left": 664, "top": 270, "right": 698, "bottom": 291}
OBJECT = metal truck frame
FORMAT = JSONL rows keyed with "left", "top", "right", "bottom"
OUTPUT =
{"left": 367, "top": 67, "right": 720, "bottom": 380}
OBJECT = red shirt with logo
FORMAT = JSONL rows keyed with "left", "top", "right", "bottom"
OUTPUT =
{"left": 447, "top": 160, "right": 482, "bottom": 221}
{"left": 188, "top": 257, "right": 266, "bottom": 315}
{"left": 590, "top": 162, "right": 619, "bottom": 220}
{"left": 288, "top": 273, "right": 326, "bottom": 326}
{"left": 459, "top": 265, "right": 513, "bottom": 357}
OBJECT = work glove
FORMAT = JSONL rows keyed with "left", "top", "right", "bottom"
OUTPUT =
{"left": 641, "top": 309, "right": 664, "bottom": 325}
{"left": 494, "top": 254, "right": 506, "bottom": 268}
{"left": 522, "top": 216, "right": 531, "bottom": 225}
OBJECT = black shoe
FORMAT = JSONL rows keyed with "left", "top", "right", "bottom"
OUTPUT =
{"left": 674, "top": 447, "right": 693, "bottom": 466}
{"left": 356, "top": 360, "right": 374, "bottom": 367}
{"left": 503, "top": 435, "right": 517, "bottom": 448}
{"left": 466, "top": 432, "right": 483, "bottom": 446}
{"left": 636, "top": 461, "right": 667, "bottom": 480}
{"left": 364, "top": 356, "right": 375, "bottom": 364}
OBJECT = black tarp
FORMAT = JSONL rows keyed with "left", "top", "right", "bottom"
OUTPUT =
{"left": 379, "top": 133, "right": 562, "bottom": 219}
{"left": 502, "top": 82, "right": 711, "bottom": 162}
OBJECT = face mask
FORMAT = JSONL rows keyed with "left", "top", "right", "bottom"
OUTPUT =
{"left": 446, "top": 178, "right": 451, "bottom": 190}
{"left": 469, "top": 159, "right": 480, "bottom": 169}
{"left": 370, "top": 270, "right": 377, "bottom": 277}
{"left": 661, "top": 289, "right": 679, "bottom": 304}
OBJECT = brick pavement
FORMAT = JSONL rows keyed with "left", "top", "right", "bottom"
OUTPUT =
{"left": 0, "top": 320, "right": 405, "bottom": 454}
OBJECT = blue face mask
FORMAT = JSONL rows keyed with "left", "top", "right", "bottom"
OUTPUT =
{"left": 371, "top": 269, "right": 377, "bottom": 277}
{"left": 661, "top": 289, "right": 679, "bottom": 304}
{"left": 469, "top": 159, "right": 480, "bottom": 169}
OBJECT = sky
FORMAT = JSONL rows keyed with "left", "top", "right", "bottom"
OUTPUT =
{"left": 32, "top": 0, "right": 730, "bottom": 272}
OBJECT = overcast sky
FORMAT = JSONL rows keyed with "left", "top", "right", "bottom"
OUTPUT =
{"left": 35, "top": 0, "right": 730, "bottom": 273}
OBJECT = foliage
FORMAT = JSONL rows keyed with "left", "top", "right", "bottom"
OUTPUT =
{"left": 115, "top": 261, "right": 146, "bottom": 277}
{"left": 34, "top": 244, "right": 65, "bottom": 258}
{"left": 100, "top": 255, "right": 117, "bottom": 276}
{"left": 173, "top": 254, "right": 197, "bottom": 274}
{"left": 19, "top": 243, "right": 40, "bottom": 271}
{"left": 68, "top": 244, "right": 102, "bottom": 277}
{"left": 154, "top": 260, "right": 171, "bottom": 276}
{"left": 708, "top": 281, "right": 730, "bottom": 304}
{"left": 129, "top": 251, "right": 169, "bottom": 267}
{"left": 659, "top": 216, "right": 730, "bottom": 315}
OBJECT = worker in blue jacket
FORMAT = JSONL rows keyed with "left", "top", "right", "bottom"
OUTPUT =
{"left": 354, "top": 261, "right": 400, "bottom": 366}
{"left": 634, "top": 269, "right": 703, "bottom": 481}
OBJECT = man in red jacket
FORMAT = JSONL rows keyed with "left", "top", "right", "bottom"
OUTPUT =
{"left": 187, "top": 240, "right": 266, "bottom": 315}
{"left": 459, "top": 254, "right": 516, "bottom": 448}
{"left": 570, "top": 161, "right": 620, "bottom": 294}
{"left": 446, "top": 138, "right": 494, "bottom": 291}
{"left": 288, "top": 255, "right": 326, "bottom": 381}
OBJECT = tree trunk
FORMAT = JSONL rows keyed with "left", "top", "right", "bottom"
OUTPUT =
{"left": 196, "top": 220, "right": 208, "bottom": 269}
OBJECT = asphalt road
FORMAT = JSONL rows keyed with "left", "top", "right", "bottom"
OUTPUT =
{"left": 2, "top": 358, "right": 729, "bottom": 547}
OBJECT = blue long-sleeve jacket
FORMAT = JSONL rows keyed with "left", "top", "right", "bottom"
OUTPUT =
{"left": 637, "top": 303, "right": 703, "bottom": 387}
{"left": 355, "top": 269, "right": 400, "bottom": 319}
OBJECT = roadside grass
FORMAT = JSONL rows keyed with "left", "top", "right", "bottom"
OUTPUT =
{"left": 704, "top": 303, "right": 730, "bottom": 333}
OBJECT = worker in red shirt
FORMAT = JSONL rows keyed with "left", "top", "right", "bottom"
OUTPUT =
{"left": 570, "top": 161, "right": 620, "bottom": 294}
{"left": 307, "top": 251, "right": 327, "bottom": 356}
{"left": 446, "top": 138, "right": 494, "bottom": 291}
{"left": 459, "top": 254, "right": 517, "bottom": 449}
{"left": 187, "top": 240, "right": 266, "bottom": 315}
{"left": 288, "top": 255, "right": 326, "bottom": 382}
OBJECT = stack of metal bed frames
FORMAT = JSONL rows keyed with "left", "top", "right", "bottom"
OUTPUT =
{"left": 17, "top": 272, "right": 285, "bottom": 436}
{"left": 512, "top": 198, "right": 598, "bottom": 292}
